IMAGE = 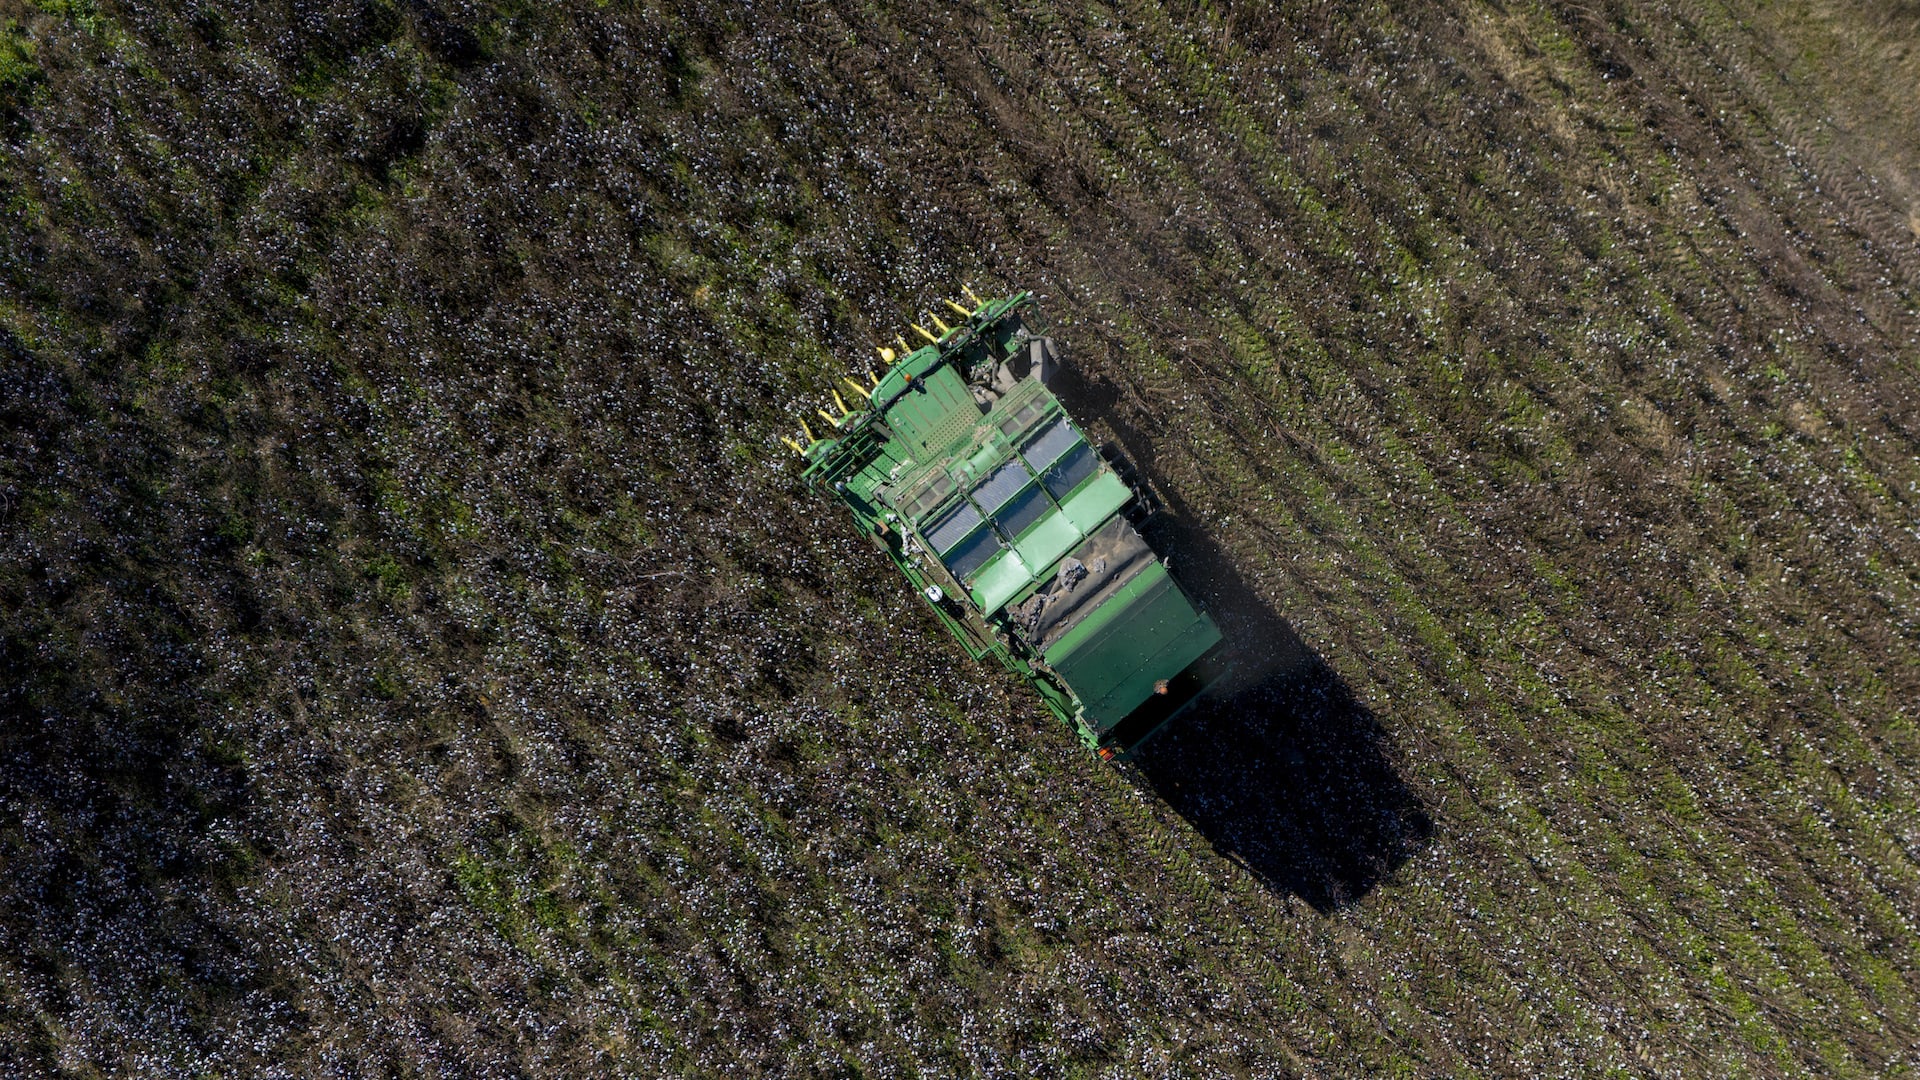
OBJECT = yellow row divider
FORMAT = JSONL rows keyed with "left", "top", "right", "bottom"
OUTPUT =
{"left": 788, "top": 291, "right": 999, "bottom": 464}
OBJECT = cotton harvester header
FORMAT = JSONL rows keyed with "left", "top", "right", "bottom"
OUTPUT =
{"left": 787, "top": 290, "right": 1228, "bottom": 758}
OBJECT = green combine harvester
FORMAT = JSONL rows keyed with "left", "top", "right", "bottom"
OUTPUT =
{"left": 788, "top": 290, "right": 1228, "bottom": 758}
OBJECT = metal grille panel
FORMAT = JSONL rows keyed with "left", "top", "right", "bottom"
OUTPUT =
{"left": 1042, "top": 442, "right": 1099, "bottom": 500}
{"left": 1021, "top": 418, "right": 1079, "bottom": 473}
{"left": 943, "top": 527, "right": 1000, "bottom": 580}
{"left": 971, "top": 460, "right": 1031, "bottom": 513}
{"left": 924, "top": 502, "right": 983, "bottom": 554}
{"left": 994, "top": 484, "right": 1050, "bottom": 538}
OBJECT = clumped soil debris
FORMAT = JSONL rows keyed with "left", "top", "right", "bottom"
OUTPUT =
{"left": 5, "top": 0, "right": 1920, "bottom": 1076}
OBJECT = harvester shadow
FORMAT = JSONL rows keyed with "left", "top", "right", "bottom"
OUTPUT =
{"left": 1048, "top": 364, "right": 1430, "bottom": 911}
{"left": 1125, "top": 580, "right": 1434, "bottom": 913}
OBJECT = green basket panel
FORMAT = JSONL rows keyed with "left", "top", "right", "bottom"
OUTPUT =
{"left": 1012, "top": 511, "right": 1082, "bottom": 576}
{"left": 1061, "top": 471, "right": 1131, "bottom": 534}
{"left": 969, "top": 546, "right": 1034, "bottom": 614}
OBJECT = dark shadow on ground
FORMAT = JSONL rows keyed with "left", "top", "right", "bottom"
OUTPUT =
{"left": 1047, "top": 359, "right": 1432, "bottom": 912}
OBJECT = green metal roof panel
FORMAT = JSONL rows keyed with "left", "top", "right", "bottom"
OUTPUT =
{"left": 1041, "top": 560, "right": 1168, "bottom": 668}
{"left": 1043, "top": 563, "right": 1222, "bottom": 725}
{"left": 1083, "top": 611, "right": 1221, "bottom": 727}
{"left": 1090, "top": 611, "right": 1221, "bottom": 726}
